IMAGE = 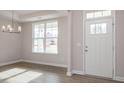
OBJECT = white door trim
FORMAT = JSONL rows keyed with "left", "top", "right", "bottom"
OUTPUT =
{"left": 82, "top": 10, "right": 116, "bottom": 79}
{"left": 113, "top": 11, "right": 116, "bottom": 80}
{"left": 67, "top": 11, "right": 72, "bottom": 76}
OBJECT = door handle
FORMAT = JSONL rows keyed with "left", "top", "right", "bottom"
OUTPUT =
{"left": 85, "top": 45, "right": 88, "bottom": 52}
{"left": 85, "top": 46, "right": 88, "bottom": 48}
{"left": 85, "top": 49, "right": 88, "bottom": 52}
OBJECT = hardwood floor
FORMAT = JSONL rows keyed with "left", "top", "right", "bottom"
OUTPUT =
{"left": 0, "top": 62, "right": 120, "bottom": 83}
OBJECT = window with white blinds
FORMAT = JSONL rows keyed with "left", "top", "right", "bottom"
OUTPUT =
{"left": 32, "top": 21, "right": 58, "bottom": 54}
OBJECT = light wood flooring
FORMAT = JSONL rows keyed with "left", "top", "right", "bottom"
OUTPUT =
{"left": 0, "top": 62, "right": 121, "bottom": 83}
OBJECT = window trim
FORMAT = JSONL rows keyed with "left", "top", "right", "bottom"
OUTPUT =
{"left": 84, "top": 10, "right": 113, "bottom": 21}
{"left": 32, "top": 20, "right": 58, "bottom": 54}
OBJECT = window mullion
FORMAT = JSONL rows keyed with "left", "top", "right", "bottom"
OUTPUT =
{"left": 44, "top": 23, "right": 46, "bottom": 53}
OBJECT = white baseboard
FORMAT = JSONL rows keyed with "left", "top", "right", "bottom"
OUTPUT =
{"left": 72, "top": 70, "right": 85, "bottom": 75}
{"left": 21, "top": 59, "right": 67, "bottom": 68}
{"left": 0, "top": 59, "right": 22, "bottom": 66}
{"left": 114, "top": 76, "right": 124, "bottom": 82}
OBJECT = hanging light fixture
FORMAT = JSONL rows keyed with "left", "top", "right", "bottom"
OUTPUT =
{"left": 1, "top": 10, "right": 21, "bottom": 33}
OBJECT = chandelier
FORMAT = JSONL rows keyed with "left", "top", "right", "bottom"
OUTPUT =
{"left": 1, "top": 10, "right": 21, "bottom": 33}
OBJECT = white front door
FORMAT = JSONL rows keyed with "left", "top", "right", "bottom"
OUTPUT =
{"left": 85, "top": 19, "right": 113, "bottom": 78}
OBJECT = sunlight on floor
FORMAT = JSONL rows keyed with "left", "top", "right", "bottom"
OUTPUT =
{"left": 6, "top": 71, "right": 43, "bottom": 83}
{"left": 0, "top": 68, "right": 26, "bottom": 80}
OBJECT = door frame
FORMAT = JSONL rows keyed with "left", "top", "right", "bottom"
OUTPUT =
{"left": 82, "top": 10, "right": 116, "bottom": 79}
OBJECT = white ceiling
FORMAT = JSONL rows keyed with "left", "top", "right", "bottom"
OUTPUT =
{"left": 14, "top": 10, "right": 41, "bottom": 16}
{"left": 0, "top": 10, "right": 68, "bottom": 23}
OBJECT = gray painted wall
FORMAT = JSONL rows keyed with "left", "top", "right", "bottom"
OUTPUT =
{"left": 71, "top": 11, "right": 84, "bottom": 71}
{"left": 115, "top": 10, "right": 124, "bottom": 77}
{"left": 0, "top": 17, "right": 21, "bottom": 64}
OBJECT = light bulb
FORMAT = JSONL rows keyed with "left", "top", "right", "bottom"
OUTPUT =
{"left": 7, "top": 25, "right": 11, "bottom": 31}
{"left": 9, "top": 28, "right": 12, "bottom": 32}
{"left": 2, "top": 25, "right": 6, "bottom": 32}
{"left": 7, "top": 25, "right": 11, "bottom": 28}
{"left": 18, "top": 26, "right": 21, "bottom": 32}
